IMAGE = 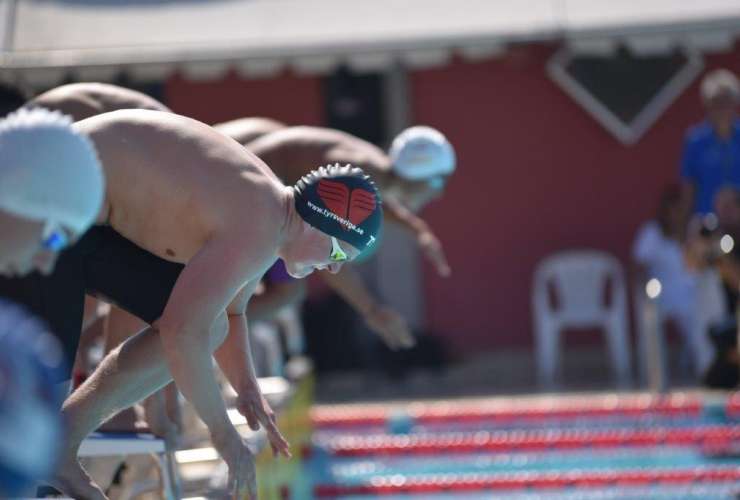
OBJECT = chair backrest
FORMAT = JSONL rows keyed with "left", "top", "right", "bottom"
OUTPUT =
{"left": 533, "top": 250, "right": 626, "bottom": 327}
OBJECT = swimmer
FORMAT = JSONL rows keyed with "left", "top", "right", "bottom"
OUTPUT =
{"left": 2, "top": 109, "right": 381, "bottom": 499}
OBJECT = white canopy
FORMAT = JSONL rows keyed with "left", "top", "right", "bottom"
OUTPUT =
{"left": 1, "top": 0, "right": 739, "bottom": 86}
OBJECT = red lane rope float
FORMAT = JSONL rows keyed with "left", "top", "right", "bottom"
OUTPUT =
{"left": 323, "top": 425, "right": 740, "bottom": 457}
{"left": 312, "top": 394, "right": 702, "bottom": 428}
{"left": 727, "top": 391, "right": 740, "bottom": 418}
{"left": 313, "top": 467, "right": 740, "bottom": 497}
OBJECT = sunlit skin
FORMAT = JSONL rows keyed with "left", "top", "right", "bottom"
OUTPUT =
{"left": 29, "top": 82, "right": 171, "bottom": 121}
{"left": 281, "top": 228, "right": 358, "bottom": 278}
{"left": 50, "top": 109, "right": 364, "bottom": 500}
{"left": 213, "top": 117, "right": 287, "bottom": 146}
{"left": 77, "top": 112, "right": 353, "bottom": 277}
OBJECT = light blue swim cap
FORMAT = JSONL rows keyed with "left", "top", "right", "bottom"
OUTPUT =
{"left": 389, "top": 126, "right": 456, "bottom": 181}
{"left": 0, "top": 108, "right": 105, "bottom": 235}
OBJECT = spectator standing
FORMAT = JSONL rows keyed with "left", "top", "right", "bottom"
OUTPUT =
{"left": 681, "top": 69, "right": 740, "bottom": 214}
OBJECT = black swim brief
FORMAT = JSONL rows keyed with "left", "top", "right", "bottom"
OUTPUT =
{"left": 0, "top": 225, "right": 184, "bottom": 379}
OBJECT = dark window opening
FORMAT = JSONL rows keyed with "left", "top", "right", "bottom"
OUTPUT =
{"left": 564, "top": 46, "right": 688, "bottom": 125}
{"left": 323, "top": 66, "right": 385, "bottom": 146}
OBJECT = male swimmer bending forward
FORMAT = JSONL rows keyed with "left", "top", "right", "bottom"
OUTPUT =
{"left": 2, "top": 109, "right": 382, "bottom": 499}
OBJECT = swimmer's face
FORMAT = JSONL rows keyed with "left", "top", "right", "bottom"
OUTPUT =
{"left": 281, "top": 224, "right": 361, "bottom": 279}
{"left": 0, "top": 210, "right": 71, "bottom": 277}
{"left": 706, "top": 92, "right": 738, "bottom": 132}
{"left": 391, "top": 176, "right": 447, "bottom": 212}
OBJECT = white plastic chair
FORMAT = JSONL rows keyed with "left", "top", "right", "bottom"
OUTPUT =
{"left": 533, "top": 250, "right": 631, "bottom": 389}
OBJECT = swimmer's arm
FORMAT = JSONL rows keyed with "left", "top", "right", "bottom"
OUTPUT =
{"left": 215, "top": 281, "right": 292, "bottom": 456}
{"left": 157, "top": 239, "right": 262, "bottom": 444}
{"left": 28, "top": 94, "right": 101, "bottom": 122}
{"left": 383, "top": 196, "right": 451, "bottom": 277}
{"left": 319, "top": 265, "right": 380, "bottom": 317}
{"left": 214, "top": 281, "right": 261, "bottom": 392}
{"left": 320, "top": 267, "right": 415, "bottom": 350}
{"left": 382, "top": 196, "right": 432, "bottom": 234}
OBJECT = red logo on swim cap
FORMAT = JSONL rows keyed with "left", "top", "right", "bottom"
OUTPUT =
{"left": 317, "top": 179, "right": 376, "bottom": 229}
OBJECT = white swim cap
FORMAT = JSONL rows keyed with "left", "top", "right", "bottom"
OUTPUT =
{"left": 0, "top": 108, "right": 105, "bottom": 235}
{"left": 389, "top": 126, "right": 456, "bottom": 181}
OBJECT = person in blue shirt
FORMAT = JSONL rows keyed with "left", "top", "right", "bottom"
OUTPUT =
{"left": 681, "top": 69, "right": 740, "bottom": 214}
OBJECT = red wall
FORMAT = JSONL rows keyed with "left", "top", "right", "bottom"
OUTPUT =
{"left": 413, "top": 43, "right": 740, "bottom": 352}
{"left": 164, "top": 70, "right": 324, "bottom": 126}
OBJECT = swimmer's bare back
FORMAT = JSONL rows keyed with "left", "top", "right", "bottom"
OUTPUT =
{"left": 30, "top": 82, "right": 171, "bottom": 122}
{"left": 213, "top": 117, "right": 287, "bottom": 146}
{"left": 245, "top": 125, "right": 393, "bottom": 187}
{"left": 74, "top": 109, "right": 286, "bottom": 273}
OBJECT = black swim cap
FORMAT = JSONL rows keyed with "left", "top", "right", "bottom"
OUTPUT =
{"left": 293, "top": 164, "right": 382, "bottom": 253}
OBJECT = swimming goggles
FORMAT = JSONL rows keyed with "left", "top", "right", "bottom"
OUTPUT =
{"left": 41, "top": 221, "right": 71, "bottom": 252}
{"left": 330, "top": 236, "right": 348, "bottom": 262}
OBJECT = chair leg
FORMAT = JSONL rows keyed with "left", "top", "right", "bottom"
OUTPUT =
{"left": 605, "top": 319, "right": 631, "bottom": 388}
{"left": 158, "top": 449, "right": 180, "bottom": 500}
{"left": 642, "top": 302, "right": 668, "bottom": 392}
{"left": 536, "top": 324, "right": 560, "bottom": 389}
{"left": 634, "top": 294, "right": 648, "bottom": 387}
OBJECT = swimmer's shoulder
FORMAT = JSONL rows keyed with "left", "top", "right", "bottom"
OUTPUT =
{"left": 74, "top": 109, "right": 197, "bottom": 134}
{"left": 249, "top": 126, "right": 349, "bottom": 148}
{"left": 89, "top": 84, "right": 170, "bottom": 113}
{"left": 29, "top": 84, "right": 102, "bottom": 120}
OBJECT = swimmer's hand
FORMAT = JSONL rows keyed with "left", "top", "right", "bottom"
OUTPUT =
{"left": 235, "top": 389, "right": 292, "bottom": 458}
{"left": 418, "top": 230, "right": 451, "bottom": 277}
{"left": 215, "top": 433, "right": 257, "bottom": 500}
{"left": 50, "top": 454, "right": 109, "bottom": 500}
{"left": 364, "top": 304, "right": 416, "bottom": 350}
